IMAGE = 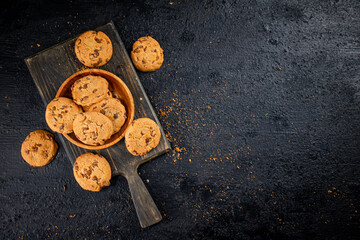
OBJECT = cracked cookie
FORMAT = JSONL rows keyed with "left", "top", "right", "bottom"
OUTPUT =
{"left": 73, "top": 112, "right": 113, "bottom": 146}
{"left": 131, "top": 36, "right": 164, "bottom": 72}
{"left": 75, "top": 30, "right": 113, "bottom": 67}
{"left": 45, "top": 97, "right": 83, "bottom": 134}
{"left": 21, "top": 130, "right": 58, "bottom": 167}
{"left": 125, "top": 118, "right": 161, "bottom": 156}
{"left": 71, "top": 75, "right": 109, "bottom": 107}
{"left": 87, "top": 98, "right": 127, "bottom": 134}
{"left": 73, "top": 152, "right": 111, "bottom": 192}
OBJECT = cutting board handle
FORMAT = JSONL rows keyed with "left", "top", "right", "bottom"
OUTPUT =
{"left": 125, "top": 171, "right": 162, "bottom": 228}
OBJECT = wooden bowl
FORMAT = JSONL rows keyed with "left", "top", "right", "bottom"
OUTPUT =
{"left": 56, "top": 69, "right": 135, "bottom": 150}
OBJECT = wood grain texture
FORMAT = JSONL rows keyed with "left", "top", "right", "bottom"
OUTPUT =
{"left": 24, "top": 21, "right": 170, "bottom": 228}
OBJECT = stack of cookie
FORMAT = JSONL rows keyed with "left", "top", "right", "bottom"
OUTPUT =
{"left": 45, "top": 75, "right": 127, "bottom": 146}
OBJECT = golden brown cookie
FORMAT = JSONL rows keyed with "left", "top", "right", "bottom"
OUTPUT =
{"left": 73, "top": 153, "right": 111, "bottom": 192}
{"left": 125, "top": 118, "right": 161, "bottom": 156}
{"left": 21, "top": 130, "right": 58, "bottom": 167}
{"left": 87, "top": 98, "right": 127, "bottom": 134}
{"left": 131, "top": 36, "right": 164, "bottom": 72}
{"left": 71, "top": 75, "right": 109, "bottom": 107}
{"left": 75, "top": 30, "right": 113, "bottom": 67}
{"left": 45, "top": 97, "right": 83, "bottom": 134}
{"left": 73, "top": 112, "right": 113, "bottom": 146}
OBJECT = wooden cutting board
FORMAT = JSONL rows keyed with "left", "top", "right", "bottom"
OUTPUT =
{"left": 25, "top": 21, "right": 171, "bottom": 228}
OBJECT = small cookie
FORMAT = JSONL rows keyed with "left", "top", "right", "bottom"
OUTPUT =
{"left": 73, "top": 153, "right": 111, "bottom": 192}
{"left": 45, "top": 97, "right": 83, "bottom": 134}
{"left": 21, "top": 130, "right": 58, "bottom": 167}
{"left": 71, "top": 75, "right": 109, "bottom": 107}
{"left": 73, "top": 112, "right": 113, "bottom": 146}
{"left": 75, "top": 30, "right": 113, "bottom": 67}
{"left": 125, "top": 118, "right": 161, "bottom": 156}
{"left": 131, "top": 36, "right": 164, "bottom": 72}
{"left": 88, "top": 98, "right": 127, "bottom": 134}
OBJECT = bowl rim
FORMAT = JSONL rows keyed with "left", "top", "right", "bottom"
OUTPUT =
{"left": 55, "top": 68, "right": 135, "bottom": 150}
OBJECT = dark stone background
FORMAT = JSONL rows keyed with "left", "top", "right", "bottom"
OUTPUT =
{"left": 1, "top": 0, "right": 359, "bottom": 239}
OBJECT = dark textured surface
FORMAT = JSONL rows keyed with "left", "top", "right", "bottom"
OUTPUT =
{"left": 1, "top": 0, "right": 359, "bottom": 239}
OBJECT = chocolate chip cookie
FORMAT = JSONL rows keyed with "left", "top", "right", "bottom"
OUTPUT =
{"left": 73, "top": 153, "right": 111, "bottom": 192}
{"left": 131, "top": 36, "right": 164, "bottom": 72}
{"left": 73, "top": 112, "right": 113, "bottom": 146}
{"left": 125, "top": 118, "right": 161, "bottom": 156}
{"left": 21, "top": 130, "right": 58, "bottom": 167}
{"left": 87, "top": 98, "right": 127, "bottom": 134}
{"left": 71, "top": 75, "right": 109, "bottom": 107}
{"left": 75, "top": 30, "right": 113, "bottom": 67}
{"left": 45, "top": 97, "right": 83, "bottom": 134}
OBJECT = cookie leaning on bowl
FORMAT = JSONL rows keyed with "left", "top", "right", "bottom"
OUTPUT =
{"left": 45, "top": 97, "right": 83, "bottom": 134}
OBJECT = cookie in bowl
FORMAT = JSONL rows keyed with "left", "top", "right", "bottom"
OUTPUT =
{"left": 73, "top": 112, "right": 113, "bottom": 146}
{"left": 87, "top": 98, "right": 127, "bottom": 134}
{"left": 71, "top": 75, "right": 109, "bottom": 107}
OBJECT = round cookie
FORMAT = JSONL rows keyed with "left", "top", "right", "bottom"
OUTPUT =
{"left": 75, "top": 30, "right": 113, "bottom": 67}
{"left": 21, "top": 130, "right": 58, "bottom": 167}
{"left": 45, "top": 97, "right": 83, "bottom": 134}
{"left": 125, "top": 118, "right": 161, "bottom": 156}
{"left": 131, "top": 36, "right": 164, "bottom": 72}
{"left": 71, "top": 75, "right": 109, "bottom": 107}
{"left": 87, "top": 98, "right": 127, "bottom": 134}
{"left": 73, "top": 153, "right": 111, "bottom": 192}
{"left": 73, "top": 112, "right": 113, "bottom": 146}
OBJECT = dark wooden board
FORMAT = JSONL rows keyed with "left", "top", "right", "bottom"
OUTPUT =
{"left": 24, "top": 21, "right": 170, "bottom": 228}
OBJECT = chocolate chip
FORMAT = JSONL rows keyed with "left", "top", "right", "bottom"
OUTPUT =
{"left": 33, "top": 147, "right": 38, "bottom": 152}
{"left": 81, "top": 96, "right": 88, "bottom": 102}
{"left": 93, "top": 89, "right": 98, "bottom": 93}
{"left": 93, "top": 106, "right": 97, "bottom": 109}
{"left": 114, "top": 113, "right": 119, "bottom": 119}
{"left": 87, "top": 120, "right": 93, "bottom": 124}
{"left": 83, "top": 84, "right": 88, "bottom": 89}
{"left": 74, "top": 163, "right": 79, "bottom": 171}
{"left": 144, "top": 46, "right": 147, "bottom": 52}
{"left": 92, "top": 161, "right": 98, "bottom": 167}
{"left": 100, "top": 109, "right": 105, "bottom": 115}
{"left": 95, "top": 38, "right": 102, "bottom": 43}
{"left": 154, "top": 49, "right": 157, "bottom": 53}
{"left": 43, "top": 152, "right": 48, "bottom": 158}
{"left": 92, "top": 176, "right": 98, "bottom": 182}
{"left": 141, "top": 131, "right": 144, "bottom": 136}
{"left": 133, "top": 150, "right": 138, "bottom": 155}
{"left": 101, "top": 103, "right": 107, "bottom": 107}
{"left": 60, "top": 125, "right": 64, "bottom": 130}
{"left": 83, "top": 126, "right": 89, "bottom": 131}
{"left": 52, "top": 106, "right": 56, "bottom": 111}
{"left": 151, "top": 131, "right": 156, "bottom": 137}
{"left": 134, "top": 49, "right": 140, "bottom": 53}
{"left": 94, "top": 49, "right": 100, "bottom": 56}
{"left": 58, "top": 114, "right": 63, "bottom": 119}
{"left": 138, "top": 45, "right": 143, "bottom": 48}
{"left": 156, "top": 56, "right": 159, "bottom": 60}
{"left": 146, "top": 138, "right": 150, "bottom": 144}
{"left": 25, "top": 150, "right": 30, "bottom": 154}
{"left": 142, "top": 60, "right": 146, "bottom": 64}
